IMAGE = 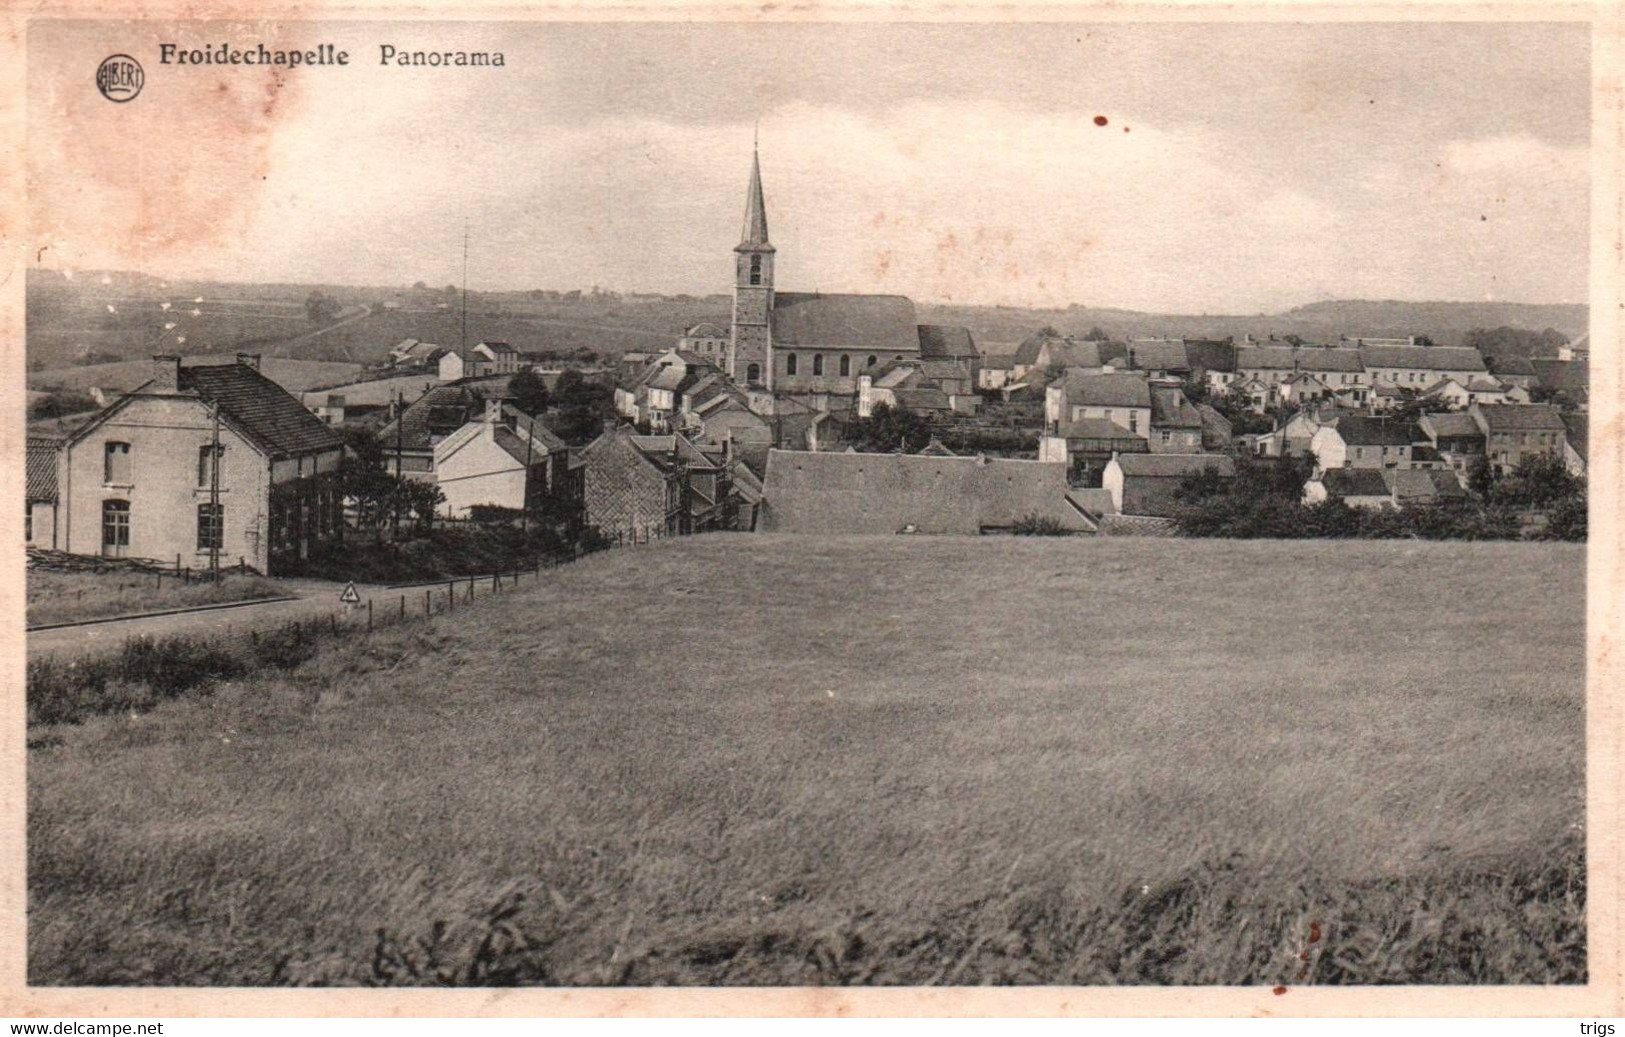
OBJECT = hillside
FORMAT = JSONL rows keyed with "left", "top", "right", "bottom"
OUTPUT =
{"left": 29, "top": 535, "right": 1585, "bottom": 986}
{"left": 29, "top": 269, "right": 1584, "bottom": 368}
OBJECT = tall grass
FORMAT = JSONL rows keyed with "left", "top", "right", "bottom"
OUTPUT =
{"left": 27, "top": 569, "right": 283, "bottom": 627}
{"left": 28, "top": 536, "right": 1586, "bottom": 986}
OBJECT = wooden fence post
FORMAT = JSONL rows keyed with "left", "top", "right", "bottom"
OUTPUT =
{"left": 400, "top": 594, "right": 406, "bottom": 620}
{"left": 425, "top": 588, "right": 431, "bottom": 616}
{"left": 368, "top": 599, "right": 373, "bottom": 632}
{"left": 448, "top": 580, "right": 455, "bottom": 611}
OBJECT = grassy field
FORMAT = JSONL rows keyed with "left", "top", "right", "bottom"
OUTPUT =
{"left": 26, "top": 569, "right": 285, "bottom": 628}
{"left": 28, "top": 356, "right": 365, "bottom": 395}
{"left": 28, "top": 536, "right": 1585, "bottom": 986}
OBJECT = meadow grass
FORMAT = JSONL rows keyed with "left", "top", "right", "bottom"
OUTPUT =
{"left": 26, "top": 569, "right": 285, "bottom": 628}
{"left": 27, "top": 535, "right": 1586, "bottom": 985}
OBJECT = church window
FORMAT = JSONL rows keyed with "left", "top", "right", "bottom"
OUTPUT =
{"left": 749, "top": 255, "right": 762, "bottom": 286}
{"left": 747, "top": 363, "right": 761, "bottom": 384}
{"left": 839, "top": 355, "right": 851, "bottom": 376}
{"left": 813, "top": 354, "right": 824, "bottom": 376}
{"left": 786, "top": 353, "right": 798, "bottom": 376}
{"left": 866, "top": 355, "right": 877, "bottom": 368}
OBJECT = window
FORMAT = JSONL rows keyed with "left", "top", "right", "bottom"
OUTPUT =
{"left": 866, "top": 355, "right": 877, "bottom": 368}
{"left": 812, "top": 354, "right": 824, "bottom": 376}
{"left": 786, "top": 353, "right": 798, "bottom": 376}
{"left": 197, "top": 504, "right": 224, "bottom": 550}
{"left": 746, "top": 363, "right": 760, "bottom": 384}
{"left": 104, "top": 441, "right": 131, "bottom": 484}
{"left": 25, "top": 501, "right": 32, "bottom": 542}
{"left": 749, "top": 255, "right": 762, "bottom": 286}
{"left": 198, "top": 443, "right": 223, "bottom": 486}
{"left": 839, "top": 354, "right": 851, "bottom": 376}
{"left": 1128, "top": 411, "right": 1139, "bottom": 433}
{"left": 1159, "top": 430, "right": 1172, "bottom": 444}
{"left": 101, "top": 499, "right": 129, "bottom": 556}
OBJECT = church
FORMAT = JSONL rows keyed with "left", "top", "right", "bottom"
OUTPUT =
{"left": 726, "top": 146, "right": 977, "bottom": 399}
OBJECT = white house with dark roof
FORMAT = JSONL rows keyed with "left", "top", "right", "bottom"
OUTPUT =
{"left": 1472, "top": 402, "right": 1568, "bottom": 473}
{"left": 26, "top": 436, "right": 62, "bottom": 549}
{"left": 1308, "top": 415, "right": 1421, "bottom": 472}
{"left": 1102, "top": 452, "right": 1235, "bottom": 518}
{"left": 57, "top": 355, "right": 345, "bottom": 573}
{"left": 1045, "top": 371, "right": 1153, "bottom": 436}
{"left": 433, "top": 400, "right": 578, "bottom": 519}
{"left": 1357, "top": 344, "right": 1487, "bottom": 389}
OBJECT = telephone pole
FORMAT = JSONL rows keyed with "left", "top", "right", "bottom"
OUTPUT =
{"left": 393, "top": 389, "right": 404, "bottom": 537}
{"left": 460, "top": 217, "right": 469, "bottom": 358}
{"left": 208, "top": 400, "right": 222, "bottom": 582}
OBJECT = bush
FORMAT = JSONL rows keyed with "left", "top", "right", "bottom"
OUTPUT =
{"left": 1010, "top": 514, "right": 1073, "bottom": 536}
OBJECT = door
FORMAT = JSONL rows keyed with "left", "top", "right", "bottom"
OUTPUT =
{"left": 101, "top": 499, "right": 130, "bottom": 557}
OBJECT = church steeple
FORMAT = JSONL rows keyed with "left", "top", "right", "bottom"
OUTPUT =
{"left": 738, "top": 142, "right": 773, "bottom": 251}
{"left": 729, "top": 139, "right": 774, "bottom": 388}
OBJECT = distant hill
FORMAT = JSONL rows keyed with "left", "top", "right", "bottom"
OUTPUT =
{"left": 920, "top": 300, "right": 1587, "bottom": 353}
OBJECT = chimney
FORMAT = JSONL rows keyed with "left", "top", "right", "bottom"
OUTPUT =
{"left": 151, "top": 354, "right": 182, "bottom": 392}
{"left": 236, "top": 352, "right": 261, "bottom": 371}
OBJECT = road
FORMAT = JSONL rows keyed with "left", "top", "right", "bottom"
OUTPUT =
{"left": 25, "top": 578, "right": 387, "bottom": 661}
{"left": 267, "top": 304, "right": 373, "bottom": 358}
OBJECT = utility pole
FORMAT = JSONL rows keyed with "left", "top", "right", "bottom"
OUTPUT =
{"left": 520, "top": 411, "right": 534, "bottom": 536}
{"left": 460, "top": 217, "right": 469, "bottom": 359}
{"left": 393, "top": 389, "right": 404, "bottom": 537}
{"left": 209, "top": 400, "right": 222, "bottom": 582}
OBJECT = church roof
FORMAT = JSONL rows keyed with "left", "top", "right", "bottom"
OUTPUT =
{"left": 917, "top": 324, "right": 978, "bottom": 359}
{"left": 737, "top": 148, "right": 773, "bottom": 251}
{"left": 771, "top": 292, "right": 921, "bottom": 352}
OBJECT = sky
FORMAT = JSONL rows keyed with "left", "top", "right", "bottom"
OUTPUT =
{"left": 29, "top": 20, "right": 1591, "bottom": 313}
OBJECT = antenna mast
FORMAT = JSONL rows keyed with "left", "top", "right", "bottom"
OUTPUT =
{"left": 461, "top": 217, "right": 469, "bottom": 356}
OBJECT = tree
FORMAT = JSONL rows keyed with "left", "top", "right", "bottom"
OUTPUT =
{"left": 1083, "top": 326, "right": 1109, "bottom": 341}
{"left": 1490, "top": 452, "right": 1581, "bottom": 508}
{"left": 305, "top": 290, "right": 342, "bottom": 325}
{"left": 1466, "top": 456, "right": 1499, "bottom": 500}
{"left": 508, "top": 368, "right": 551, "bottom": 416}
{"left": 413, "top": 281, "right": 427, "bottom": 290}
{"left": 1281, "top": 333, "right": 1305, "bottom": 346}
{"left": 847, "top": 403, "right": 935, "bottom": 454}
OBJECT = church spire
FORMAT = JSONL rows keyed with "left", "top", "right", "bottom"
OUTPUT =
{"left": 738, "top": 139, "right": 772, "bottom": 250}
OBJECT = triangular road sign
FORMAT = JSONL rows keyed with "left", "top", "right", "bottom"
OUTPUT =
{"left": 339, "top": 581, "right": 361, "bottom": 604}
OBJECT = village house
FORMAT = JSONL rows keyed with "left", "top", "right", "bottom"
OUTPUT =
{"left": 1045, "top": 371, "right": 1153, "bottom": 436}
{"left": 614, "top": 350, "right": 724, "bottom": 431}
{"left": 374, "top": 378, "right": 515, "bottom": 482}
{"left": 1148, "top": 386, "right": 1204, "bottom": 453}
{"left": 857, "top": 358, "right": 979, "bottom": 418}
{"left": 387, "top": 338, "right": 449, "bottom": 369}
{"left": 26, "top": 436, "right": 62, "bottom": 549}
{"left": 1417, "top": 411, "right": 1487, "bottom": 472}
{"left": 677, "top": 374, "right": 774, "bottom": 448}
{"left": 438, "top": 340, "right": 519, "bottom": 382}
{"left": 1485, "top": 354, "right": 1539, "bottom": 390}
{"left": 1255, "top": 406, "right": 1337, "bottom": 459}
{"left": 432, "top": 400, "right": 580, "bottom": 519}
{"left": 1278, "top": 371, "right": 1333, "bottom": 407}
{"left": 678, "top": 322, "right": 730, "bottom": 362}
{"left": 1357, "top": 344, "right": 1487, "bottom": 389}
{"left": 1197, "top": 404, "right": 1234, "bottom": 452}
{"left": 917, "top": 324, "right": 982, "bottom": 387}
{"left": 758, "top": 449, "right": 1099, "bottom": 535}
{"left": 56, "top": 355, "right": 345, "bottom": 574}
{"left": 1125, "top": 339, "right": 1190, "bottom": 380}
{"left": 1302, "top": 466, "right": 1465, "bottom": 510}
{"left": 579, "top": 426, "right": 734, "bottom": 541}
{"left": 1102, "top": 452, "right": 1236, "bottom": 518}
{"left": 976, "top": 351, "right": 1018, "bottom": 391}
{"left": 1036, "top": 417, "right": 1149, "bottom": 486}
{"left": 1009, "top": 332, "right": 1111, "bottom": 383}
{"left": 1472, "top": 402, "right": 1568, "bottom": 473}
{"left": 1308, "top": 415, "right": 1420, "bottom": 471}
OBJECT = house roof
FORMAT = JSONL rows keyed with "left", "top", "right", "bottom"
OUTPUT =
{"left": 1183, "top": 339, "right": 1236, "bottom": 374}
{"left": 1294, "top": 348, "right": 1365, "bottom": 373}
{"left": 1411, "top": 444, "right": 1443, "bottom": 463}
{"left": 1320, "top": 468, "right": 1390, "bottom": 497}
{"left": 1464, "top": 377, "right": 1506, "bottom": 393}
{"left": 1012, "top": 331, "right": 1060, "bottom": 367}
{"left": 1475, "top": 403, "right": 1566, "bottom": 431}
{"left": 1561, "top": 412, "right": 1587, "bottom": 460}
{"left": 1334, "top": 415, "right": 1421, "bottom": 446}
{"left": 917, "top": 359, "right": 973, "bottom": 384}
{"left": 1359, "top": 345, "right": 1487, "bottom": 373}
{"left": 1235, "top": 345, "right": 1298, "bottom": 370}
{"left": 180, "top": 363, "right": 344, "bottom": 456}
{"left": 770, "top": 292, "right": 919, "bottom": 351}
{"left": 1066, "top": 487, "right": 1117, "bottom": 517}
{"left": 1111, "top": 453, "right": 1236, "bottom": 479}
{"left": 26, "top": 437, "right": 59, "bottom": 501}
{"left": 916, "top": 438, "right": 958, "bottom": 457}
{"left": 1150, "top": 387, "right": 1202, "bottom": 429}
{"left": 377, "top": 380, "right": 513, "bottom": 451}
{"left": 981, "top": 353, "right": 1018, "bottom": 370}
{"left": 917, "top": 324, "right": 977, "bottom": 359}
{"left": 684, "top": 322, "right": 728, "bottom": 338}
{"left": 1126, "top": 340, "right": 1189, "bottom": 372}
{"left": 1386, "top": 468, "right": 1467, "bottom": 501}
{"left": 760, "top": 450, "right": 1095, "bottom": 535}
{"left": 478, "top": 340, "right": 517, "bottom": 355}
{"left": 1423, "top": 412, "right": 1483, "bottom": 439}
{"left": 1197, "top": 404, "right": 1233, "bottom": 442}
{"left": 893, "top": 386, "right": 953, "bottom": 411}
{"left": 1058, "top": 371, "right": 1151, "bottom": 409}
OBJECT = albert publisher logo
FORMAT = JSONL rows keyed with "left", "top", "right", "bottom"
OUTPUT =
{"left": 96, "top": 54, "right": 143, "bottom": 102}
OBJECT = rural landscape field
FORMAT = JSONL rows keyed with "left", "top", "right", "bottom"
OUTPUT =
{"left": 27, "top": 535, "right": 1586, "bottom": 986}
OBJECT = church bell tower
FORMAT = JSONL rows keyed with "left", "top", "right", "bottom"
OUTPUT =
{"left": 730, "top": 143, "right": 774, "bottom": 388}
